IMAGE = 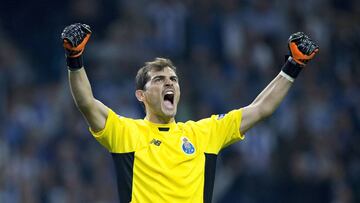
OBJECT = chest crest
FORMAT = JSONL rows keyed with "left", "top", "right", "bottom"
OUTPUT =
{"left": 180, "top": 136, "right": 195, "bottom": 155}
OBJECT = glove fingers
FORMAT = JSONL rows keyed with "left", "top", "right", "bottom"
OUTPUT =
{"left": 289, "top": 42, "right": 319, "bottom": 59}
{"left": 71, "top": 33, "right": 91, "bottom": 52}
{"left": 63, "top": 35, "right": 76, "bottom": 47}
{"left": 297, "top": 43, "right": 307, "bottom": 54}
{"left": 81, "top": 24, "right": 92, "bottom": 34}
{"left": 61, "top": 23, "right": 92, "bottom": 51}
{"left": 61, "top": 28, "right": 81, "bottom": 47}
{"left": 299, "top": 40, "right": 319, "bottom": 56}
{"left": 302, "top": 49, "right": 318, "bottom": 60}
{"left": 308, "top": 43, "right": 319, "bottom": 55}
{"left": 73, "top": 27, "right": 85, "bottom": 47}
{"left": 63, "top": 39, "right": 73, "bottom": 49}
{"left": 288, "top": 32, "right": 319, "bottom": 66}
{"left": 298, "top": 50, "right": 318, "bottom": 65}
{"left": 288, "top": 32, "right": 304, "bottom": 43}
{"left": 297, "top": 38, "right": 312, "bottom": 54}
{"left": 61, "top": 24, "right": 79, "bottom": 45}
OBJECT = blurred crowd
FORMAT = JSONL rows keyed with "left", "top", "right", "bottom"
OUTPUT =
{"left": 0, "top": 0, "right": 359, "bottom": 202}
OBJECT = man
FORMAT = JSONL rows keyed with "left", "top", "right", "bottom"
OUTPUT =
{"left": 61, "top": 23, "right": 318, "bottom": 203}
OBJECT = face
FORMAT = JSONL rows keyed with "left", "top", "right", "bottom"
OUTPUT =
{"left": 138, "top": 67, "right": 181, "bottom": 123}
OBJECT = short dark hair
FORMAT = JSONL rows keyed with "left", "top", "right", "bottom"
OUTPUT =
{"left": 135, "top": 57, "right": 177, "bottom": 90}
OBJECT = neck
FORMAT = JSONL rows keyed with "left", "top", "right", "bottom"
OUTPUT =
{"left": 145, "top": 114, "right": 175, "bottom": 124}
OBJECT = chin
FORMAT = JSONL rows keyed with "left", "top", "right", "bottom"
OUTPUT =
{"left": 164, "top": 110, "right": 177, "bottom": 118}
{"left": 162, "top": 108, "right": 177, "bottom": 119}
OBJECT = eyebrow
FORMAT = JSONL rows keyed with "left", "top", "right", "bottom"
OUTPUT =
{"left": 151, "top": 75, "right": 165, "bottom": 81}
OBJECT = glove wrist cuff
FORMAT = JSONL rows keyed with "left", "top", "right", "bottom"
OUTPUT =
{"left": 280, "top": 71, "right": 294, "bottom": 82}
{"left": 66, "top": 55, "right": 83, "bottom": 71}
{"left": 281, "top": 56, "right": 303, "bottom": 79}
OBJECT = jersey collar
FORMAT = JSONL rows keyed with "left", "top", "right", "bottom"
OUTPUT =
{"left": 144, "top": 118, "right": 177, "bottom": 133}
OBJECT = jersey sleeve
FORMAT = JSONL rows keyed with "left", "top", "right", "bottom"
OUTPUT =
{"left": 89, "top": 108, "right": 140, "bottom": 153}
{"left": 195, "top": 109, "right": 244, "bottom": 154}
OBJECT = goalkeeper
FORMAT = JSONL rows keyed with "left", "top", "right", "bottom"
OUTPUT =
{"left": 61, "top": 23, "right": 318, "bottom": 203}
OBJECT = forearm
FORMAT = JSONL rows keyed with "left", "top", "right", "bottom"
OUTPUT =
{"left": 240, "top": 73, "right": 293, "bottom": 133}
{"left": 63, "top": 23, "right": 108, "bottom": 132}
{"left": 251, "top": 73, "right": 293, "bottom": 117}
{"left": 240, "top": 32, "right": 318, "bottom": 134}
{"left": 68, "top": 68, "right": 95, "bottom": 109}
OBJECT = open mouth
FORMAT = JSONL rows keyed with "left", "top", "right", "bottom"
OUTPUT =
{"left": 163, "top": 91, "right": 175, "bottom": 109}
{"left": 164, "top": 93, "right": 174, "bottom": 104}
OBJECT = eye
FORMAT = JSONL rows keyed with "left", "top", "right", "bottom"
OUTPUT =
{"left": 171, "top": 77, "right": 178, "bottom": 82}
{"left": 153, "top": 77, "right": 163, "bottom": 82}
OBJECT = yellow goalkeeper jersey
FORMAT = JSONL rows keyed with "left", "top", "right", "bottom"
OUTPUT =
{"left": 90, "top": 108, "right": 244, "bottom": 203}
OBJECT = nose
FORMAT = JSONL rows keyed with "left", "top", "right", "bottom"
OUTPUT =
{"left": 164, "top": 78, "right": 173, "bottom": 86}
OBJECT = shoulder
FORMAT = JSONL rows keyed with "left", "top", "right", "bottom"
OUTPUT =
{"left": 179, "top": 109, "right": 243, "bottom": 130}
{"left": 109, "top": 110, "right": 148, "bottom": 129}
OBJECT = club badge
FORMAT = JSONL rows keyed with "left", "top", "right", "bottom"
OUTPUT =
{"left": 181, "top": 137, "right": 195, "bottom": 155}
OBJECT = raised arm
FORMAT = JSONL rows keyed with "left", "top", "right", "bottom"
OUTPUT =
{"left": 240, "top": 32, "right": 319, "bottom": 134}
{"left": 62, "top": 23, "right": 108, "bottom": 132}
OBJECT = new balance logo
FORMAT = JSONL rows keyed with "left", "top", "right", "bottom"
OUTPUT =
{"left": 150, "top": 139, "right": 162, "bottom": 146}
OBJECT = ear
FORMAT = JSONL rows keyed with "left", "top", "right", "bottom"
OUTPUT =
{"left": 135, "top": 90, "right": 145, "bottom": 102}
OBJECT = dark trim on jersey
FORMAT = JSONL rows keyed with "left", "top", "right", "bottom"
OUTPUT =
{"left": 204, "top": 153, "right": 218, "bottom": 203}
{"left": 111, "top": 152, "right": 135, "bottom": 203}
{"left": 158, "top": 127, "right": 170, "bottom": 131}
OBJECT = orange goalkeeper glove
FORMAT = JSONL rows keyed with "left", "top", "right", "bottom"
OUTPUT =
{"left": 288, "top": 32, "right": 319, "bottom": 66}
{"left": 61, "top": 23, "right": 91, "bottom": 70}
{"left": 281, "top": 32, "right": 319, "bottom": 81}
